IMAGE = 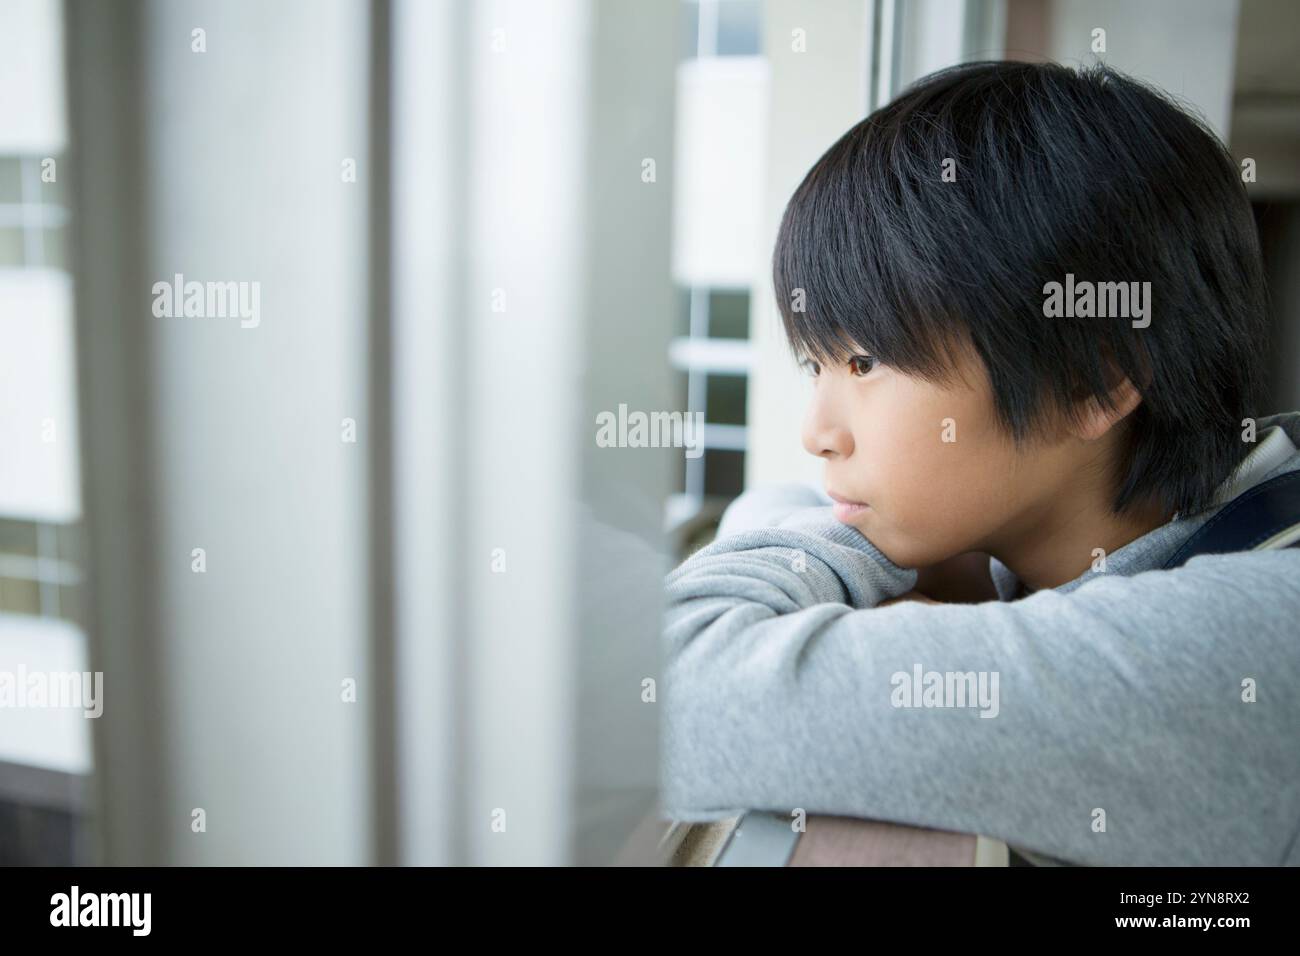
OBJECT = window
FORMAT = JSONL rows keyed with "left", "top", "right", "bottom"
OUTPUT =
{"left": 681, "top": 0, "right": 763, "bottom": 60}
{"left": 0, "top": 154, "right": 69, "bottom": 269}
{"left": 668, "top": 0, "right": 766, "bottom": 543}
{"left": 0, "top": 153, "right": 79, "bottom": 625}
{"left": 0, "top": 518, "right": 80, "bottom": 623}
{"left": 0, "top": 0, "right": 87, "bottom": 866}
{"left": 665, "top": 286, "right": 753, "bottom": 532}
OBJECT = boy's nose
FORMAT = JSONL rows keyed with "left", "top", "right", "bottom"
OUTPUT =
{"left": 801, "top": 399, "right": 854, "bottom": 460}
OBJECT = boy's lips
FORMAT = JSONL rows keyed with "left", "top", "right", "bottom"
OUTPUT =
{"left": 826, "top": 490, "right": 870, "bottom": 522}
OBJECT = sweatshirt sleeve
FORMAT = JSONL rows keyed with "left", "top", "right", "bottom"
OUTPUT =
{"left": 660, "top": 496, "right": 1300, "bottom": 866}
{"left": 713, "top": 481, "right": 830, "bottom": 539}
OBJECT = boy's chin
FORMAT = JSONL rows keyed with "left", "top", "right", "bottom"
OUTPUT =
{"left": 857, "top": 522, "right": 961, "bottom": 571}
{"left": 834, "top": 505, "right": 961, "bottom": 569}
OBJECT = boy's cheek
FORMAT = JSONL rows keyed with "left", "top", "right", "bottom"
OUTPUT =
{"left": 859, "top": 488, "right": 994, "bottom": 569}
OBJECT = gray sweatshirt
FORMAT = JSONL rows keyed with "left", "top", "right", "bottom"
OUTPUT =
{"left": 661, "top": 412, "right": 1300, "bottom": 865}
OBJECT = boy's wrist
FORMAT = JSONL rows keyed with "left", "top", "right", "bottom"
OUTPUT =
{"left": 776, "top": 506, "right": 918, "bottom": 577}
{"left": 717, "top": 483, "right": 830, "bottom": 538}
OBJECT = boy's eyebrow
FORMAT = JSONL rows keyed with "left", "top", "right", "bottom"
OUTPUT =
{"left": 793, "top": 332, "right": 868, "bottom": 362}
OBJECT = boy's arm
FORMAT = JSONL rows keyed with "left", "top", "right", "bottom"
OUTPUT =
{"left": 662, "top": 506, "right": 1300, "bottom": 865}
{"left": 716, "top": 485, "right": 997, "bottom": 603}
{"left": 713, "top": 482, "right": 829, "bottom": 539}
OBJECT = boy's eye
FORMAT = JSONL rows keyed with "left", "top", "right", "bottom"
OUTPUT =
{"left": 799, "top": 357, "right": 822, "bottom": 377}
{"left": 849, "top": 354, "right": 878, "bottom": 376}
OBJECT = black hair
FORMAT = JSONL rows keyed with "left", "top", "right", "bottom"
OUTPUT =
{"left": 772, "top": 60, "right": 1269, "bottom": 517}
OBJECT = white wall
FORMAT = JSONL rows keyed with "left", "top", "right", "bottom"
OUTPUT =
{"left": 897, "top": 0, "right": 969, "bottom": 87}
{"left": 1048, "top": 0, "right": 1240, "bottom": 140}
{"left": 746, "top": 0, "right": 873, "bottom": 491}
{"left": 0, "top": 0, "right": 66, "bottom": 153}
{"left": 0, "top": 613, "right": 91, "bottom": 774}
{"left": 0, "top": 270, "right": 80, "bottom": 522}
{"left": 1231, "top": 0, "right": 1300, "bottom": 198}
{"left": 673, "top": 57, "right": 771, "bottom": 287}
{"left": 0, "top": 1, "right": 78, "bottom": 522}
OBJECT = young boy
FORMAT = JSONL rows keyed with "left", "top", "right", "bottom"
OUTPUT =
{"left": 661, "top": 61, "right": 1300, "bottom": 866}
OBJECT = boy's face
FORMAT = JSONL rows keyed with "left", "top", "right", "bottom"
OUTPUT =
{"left": 801, "top": 344, "right": 1083, "bottom": 570}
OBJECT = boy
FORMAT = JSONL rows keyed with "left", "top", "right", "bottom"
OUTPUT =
{"left": 661, "top": 61, "right": 1300, "bottom": 866}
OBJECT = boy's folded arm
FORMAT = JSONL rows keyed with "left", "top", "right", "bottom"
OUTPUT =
{"left": 670, "top": 504, "right": 917, "bottom": 612}
{"left": 662, "top": 515, "right": 1300, "bottom": 865}
{"left": 713, "top": 482, "right": 831, "bottom": 538}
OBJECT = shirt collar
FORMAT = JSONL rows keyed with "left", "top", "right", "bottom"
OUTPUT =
{"left": 1208, "top": 425, "right": 1298, "bottom": 508}
{"left": 990, "top": 423, "right": 1300, "bottom": 600}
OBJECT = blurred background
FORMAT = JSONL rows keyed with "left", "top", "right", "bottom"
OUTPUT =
{"left": 0, "top": 0, "right": 1297, "bottom": 865}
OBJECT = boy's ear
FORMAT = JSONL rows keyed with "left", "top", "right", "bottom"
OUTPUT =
{"left": 1070, "top": 376, "right": 1143, "bottom": 442}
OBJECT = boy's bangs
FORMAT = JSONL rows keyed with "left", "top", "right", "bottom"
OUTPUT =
{"left": 773, "top": 224, "right": 967, "bottom": 385}
{"left": 771, "top": 124, "right": 970, "bottom": 384}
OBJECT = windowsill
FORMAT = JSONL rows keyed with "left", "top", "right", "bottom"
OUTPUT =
{"left": 0, "top": 758, "right": 87, "bottom": 813}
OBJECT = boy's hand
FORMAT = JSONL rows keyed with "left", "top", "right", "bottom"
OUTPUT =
{"left": 878, "top": 589, "right": 942, "bottom": 606}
